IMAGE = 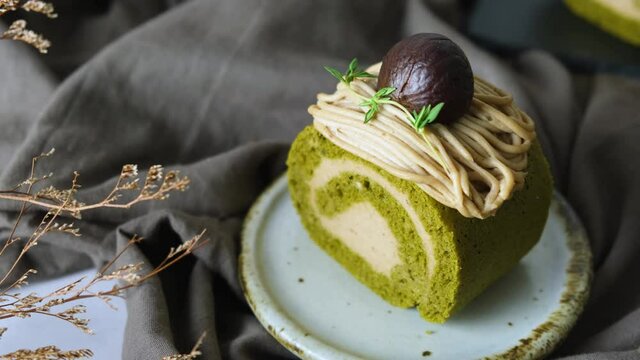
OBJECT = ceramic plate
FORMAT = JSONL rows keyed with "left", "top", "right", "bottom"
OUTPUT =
{"left": 240, "top": 175, "right": 591, "bottom": 360}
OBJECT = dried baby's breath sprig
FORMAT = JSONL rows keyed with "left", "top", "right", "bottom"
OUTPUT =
{"left": 0, "top": 0, "right": 19, "bottom": 15}
{"left": 0, "top": 0, "right": 56, "bottom": 53}
{"left": 161, "top": 233, "right": 205, "bottom": 267}
{"left": 11, "top": 148, "right": 55, "bottom": 190}
{"left": 163, "top": 331, "right": 207, "bottom": 360}
{"left": 0, "top": 149, "right": 204, "bottom": 358}
{"left": 99, "top": 263, "right": 144, "bottom": 284}
{"left": 20, "top": 0, "right": 56, "bottom": 18}
{"left": 0, "top": 169, "right": 82, "bottom": 288}
{"left": 0, "top": 161, "right": 190, "bottom": 222}
{"left": 49, "top": 222, "right": 81, "bottom": 237}
{"left": 53, "top": 305, "right": 92, "bottom": 334}
{"left": 1, "top": 19, "right": 50, "bottom": 53}
{"left": 0, "top": 345, "right": 93, "bottom": 360}
{"left": 5, "top": 269, "right": 37, "bottom": 290}
{"left": 0, "top": 149, "right": 54, "bottom": 259}
{"left": 0, "top": 231, "right": 208, "bottom": 335}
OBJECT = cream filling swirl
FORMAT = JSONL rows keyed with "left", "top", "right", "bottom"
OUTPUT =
{"left": 309, "top": 63, "right": 536, "bottom": 219}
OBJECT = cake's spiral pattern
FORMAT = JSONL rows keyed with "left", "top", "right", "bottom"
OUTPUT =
{"left": 309, "top": 64, "right": 536, "bottom": 219}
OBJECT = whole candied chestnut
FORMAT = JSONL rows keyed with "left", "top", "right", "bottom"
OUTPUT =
{"left": 378, "top": 33, "right": 474, "bottom": 124}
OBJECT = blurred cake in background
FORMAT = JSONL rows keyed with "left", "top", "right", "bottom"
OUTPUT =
{"left": 565, "top": 0, "right": 640, "bottom": 46}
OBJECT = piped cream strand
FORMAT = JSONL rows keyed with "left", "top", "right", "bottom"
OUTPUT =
{"left": 308, "top": 64, "right": 535, "bottom": 219}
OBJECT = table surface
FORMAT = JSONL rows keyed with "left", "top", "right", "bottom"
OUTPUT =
{"left": 1, "top": 268, "right": 126, "bottom": 359}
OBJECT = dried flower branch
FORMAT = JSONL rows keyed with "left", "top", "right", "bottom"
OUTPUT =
{"left": 0, "top": 0, "right": 20, "bottom": 16}
{"left": 0, "top": 344, "right": 93, "bottom": 360}
{"left": 0, "top": 149, "right": 205, "bottom": 359}
{"left": 163, "top": 332, "right": 207, "bottom": 360}
{"left": 0, "top": 166, "right": 83, "bottom": 287}
{"left": 0, "top": 162, "right": 190, "bottom": 218}
{"left": 1, "top": 19, "right": 50, "bottom": 53}
{"left": 0, "top": 232, "right": 208, "bottom": 333}
{"left": 0, "top": 149, "right": 55, "bottom": 260}
{"left": 20, "top": 0, "right": 56, "bottom": 18}
{"left": 0, "top": 0, "right": 55, "bottom": 52}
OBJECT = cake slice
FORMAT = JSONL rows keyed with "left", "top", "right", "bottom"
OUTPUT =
{"left": 287, "top": 126, "right": 552, "bottom": 323}
{"left": 287, "top": 33, "right": 553, "bottom": 323}
{"left": 565, "top": 0, "right": 640, "bottom": 46}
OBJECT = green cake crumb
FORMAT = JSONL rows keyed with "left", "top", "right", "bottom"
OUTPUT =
{"left": 287, "top": 126, "right": 553, "bottom": 322}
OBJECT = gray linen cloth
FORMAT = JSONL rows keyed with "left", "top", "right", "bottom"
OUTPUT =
{"left": 0, "top": 0, "right": 639, "bottom": 359}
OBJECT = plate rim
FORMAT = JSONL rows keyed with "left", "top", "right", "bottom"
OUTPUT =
{"left": 240, "top": 174, "right": 592, "bottom": 360}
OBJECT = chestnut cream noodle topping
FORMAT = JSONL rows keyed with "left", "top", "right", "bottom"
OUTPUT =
{"left": 309, "top": 63, "right": 536, "bottom": 219}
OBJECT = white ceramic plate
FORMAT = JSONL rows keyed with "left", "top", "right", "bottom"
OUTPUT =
{"left": 240, "top": 176, "right": 591, "bottom": 360}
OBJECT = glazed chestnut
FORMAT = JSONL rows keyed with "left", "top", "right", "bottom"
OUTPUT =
{"left": 378, "top": 33, "right": 474, "bottom": 124}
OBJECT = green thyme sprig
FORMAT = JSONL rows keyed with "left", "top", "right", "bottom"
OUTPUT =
{"left": 324, "top": 58, "right": 394, "bottom": 123}
{"left": 324, "top": 58, "right": 375, "bottom": 85}
{"left": 410, "top": 103, "right": 449, "bottom": 173}
{"left": 323, "top": 58, "right": 450, "bottom": 173}
{"left": 361, "top": 87, "right": 395, "bottom": 123}
{"left": 410, "top": 103, "right": 445, "bottom": 132}
{"left": 323, "top": 58, "right": 446, "bottom": 127}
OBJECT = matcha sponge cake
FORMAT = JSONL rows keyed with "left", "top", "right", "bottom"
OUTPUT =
{"left": 287, "top": 34, "right": 553, "bottom": 323}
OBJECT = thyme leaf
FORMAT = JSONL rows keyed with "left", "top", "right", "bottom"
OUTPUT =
{"left": 324, "top": 58, "right": 375, "bottom": 85}
{"left": 410, "top": 102, "right": 445, "bottom": 131}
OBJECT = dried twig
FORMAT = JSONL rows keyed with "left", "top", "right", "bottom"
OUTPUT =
{"left": 0, "top": 149, "right": 190, "bottom": 287}
{"left": 1, "top": 4, "right": 204, "bottom": 358}
{"left": 0, "top": 0, "right": 20, "bottom": 16}
{"left": 163, "top": 331, "right": 207, "bottom": 360}
{"left": 0, "top": 0, "right": 55, "bottom": 53}
{"left": 0, "top": 231, "right": 207, "bottom": 336}
{"left": 0, "top": 344, "right": 93, "bottom": 360}
{"left": 0, "top": 163, "right": 190, "bottom": 215}
{"left": 1, "top": 19, "right": 50, "bottom": 53}
{"left": 0, "top": 149, "right": 205, "bottom": 359}
{"left": 20, "top": 0, "right": 57, "bottom": 18}
{"left": 0, "top": 149, "right": 54, "bottom": 257}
